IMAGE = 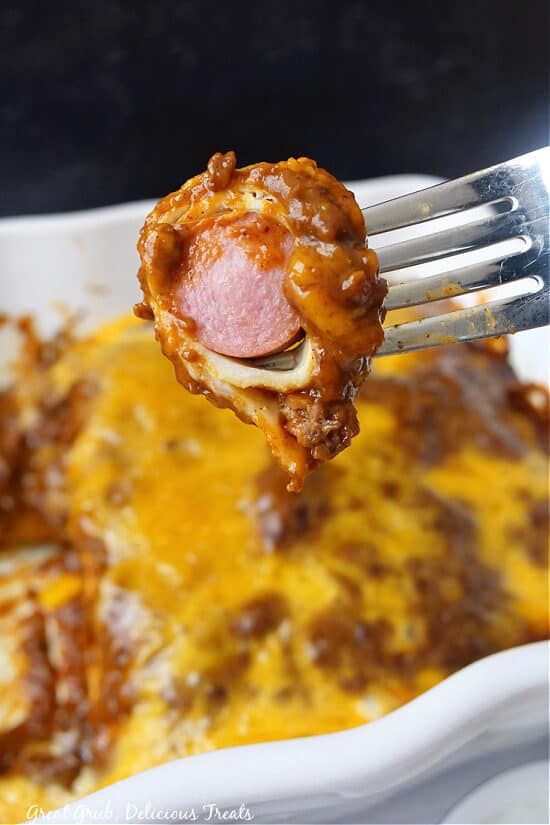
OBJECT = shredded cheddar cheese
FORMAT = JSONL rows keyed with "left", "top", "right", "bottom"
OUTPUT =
{"left": 0, "top": 315, "right": 547, "bottom": 821}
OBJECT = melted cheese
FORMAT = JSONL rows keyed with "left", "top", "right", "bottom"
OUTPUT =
{"left": 0, "top": 315, "right": 547, "bottom": 820}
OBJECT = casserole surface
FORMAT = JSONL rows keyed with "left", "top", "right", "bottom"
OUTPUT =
{"left": 0, "top": 312, "right": 547, "bottom": 821}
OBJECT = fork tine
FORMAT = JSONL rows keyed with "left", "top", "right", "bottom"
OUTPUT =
{"left": 385, "top": 248, "right": 544, "bottom": 310}
{"left": 378, "top": 287, "right": 550, "bottom": 356}
{"left": 376, "top": 208, "right": 547, "bottom": 273}
{"left": 363, "top": 148, "right": 549, "bottom": 235}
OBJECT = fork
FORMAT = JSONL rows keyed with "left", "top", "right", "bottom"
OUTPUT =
{"left": 365, "top": 147, "right": 549, "bottom": 355}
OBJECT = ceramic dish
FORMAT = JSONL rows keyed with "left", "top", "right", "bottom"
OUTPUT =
{"left": 1, "top": 176, "right": 548, "bottom": 824}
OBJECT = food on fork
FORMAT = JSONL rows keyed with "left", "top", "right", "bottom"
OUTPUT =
{"left": 137, "top": 151, "right": 387, "bottom": 491}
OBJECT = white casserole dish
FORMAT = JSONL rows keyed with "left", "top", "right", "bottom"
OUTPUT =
{"left": 1, "top": 176, "right": 548, "bottom": 824}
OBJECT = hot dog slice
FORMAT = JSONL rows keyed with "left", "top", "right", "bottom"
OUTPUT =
{"left": 175, "top": 213, "right": 300, "bottom": 359}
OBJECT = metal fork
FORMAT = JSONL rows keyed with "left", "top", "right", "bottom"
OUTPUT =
{"left": 365, "top": 147, "right": 549, "bottom": 355}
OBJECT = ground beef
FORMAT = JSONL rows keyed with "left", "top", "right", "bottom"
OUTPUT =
{"left": 280, "top": 393, "right": 359, "bottom": 461}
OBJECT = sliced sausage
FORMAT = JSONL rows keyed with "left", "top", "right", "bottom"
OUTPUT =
{"left": 174, "top": 212, "right": 301, "bottom": 358}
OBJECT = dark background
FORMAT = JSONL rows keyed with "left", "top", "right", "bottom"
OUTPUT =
{"left": 1, "top": 0, "right": 548, "bottom": 216}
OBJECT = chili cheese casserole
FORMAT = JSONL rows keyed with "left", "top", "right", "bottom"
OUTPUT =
{"left": 137, "top": 153, "right": 387, "bottom": 491}
{"left": 0, "top": 312, "right": 548, "bottom": 820}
